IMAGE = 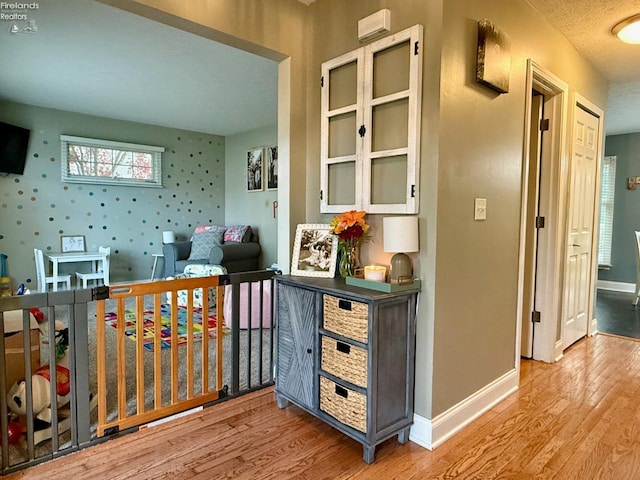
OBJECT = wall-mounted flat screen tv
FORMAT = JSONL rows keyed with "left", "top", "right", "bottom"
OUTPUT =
{"left": 0, "top": 121, "right": 31, "bottom": 175}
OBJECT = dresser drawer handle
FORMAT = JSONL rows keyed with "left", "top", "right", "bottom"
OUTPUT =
{"left": 336, "top": 341, "right": 351, "bottom": 354}
{"left": 335, "top": 385, "right": 348, "bottom": 398}
{"left": 338, "top": 299, "right": 352, "bottom": 311}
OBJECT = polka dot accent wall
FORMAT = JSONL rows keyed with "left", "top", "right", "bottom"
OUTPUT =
{"left": 0, "top": 101, "right": 225, "bottom": 288}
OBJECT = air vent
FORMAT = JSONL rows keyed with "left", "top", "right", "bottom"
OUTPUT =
{"left": 358, "top": 9, "right": 391, "bottom": 42}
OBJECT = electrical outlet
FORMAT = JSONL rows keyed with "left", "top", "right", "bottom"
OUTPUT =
{"left": 474, "top": 198, "right": 487, "bottom": 221}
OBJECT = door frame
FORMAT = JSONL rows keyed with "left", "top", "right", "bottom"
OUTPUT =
{"left": 516, "top": 60, "right": 569, "bottom": 364}
{"left": 560, "top": 94, "right": 605, "bottom": 343}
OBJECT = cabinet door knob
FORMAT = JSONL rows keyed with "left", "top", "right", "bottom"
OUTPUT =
{"left": 307, "top": 348, "right": 312, "bottom": 354}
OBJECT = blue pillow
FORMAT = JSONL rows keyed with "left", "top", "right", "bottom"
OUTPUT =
{"left": 188, "top": 229, "right": 224, "bottom": 260}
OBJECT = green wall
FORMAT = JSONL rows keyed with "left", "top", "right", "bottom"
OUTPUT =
{"left": 600, "top": 133, "right": 640, "bottom": 284}
{"left": 225, "top": 125, "right": 278, "bottom": 269}
{"left": 0, "top": 100, "right": 226, "bottom": 287}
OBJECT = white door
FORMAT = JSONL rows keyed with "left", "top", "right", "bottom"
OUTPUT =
{"left": 521, "top": 93, "right": 543, "bottom": 358}
{"left": 562, "top": 105, "right": 600, "bottom": 348}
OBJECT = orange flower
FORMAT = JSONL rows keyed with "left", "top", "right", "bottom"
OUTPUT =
{"left": 343, "top": 210, "right": 367, "bottom": 228}
{"left": 329, "top": 210, "right": 370, "bottom": 239}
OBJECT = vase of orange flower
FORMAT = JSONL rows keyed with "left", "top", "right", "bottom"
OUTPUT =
{"left": 329, "top": 210, "right": 369, "bottom": 279}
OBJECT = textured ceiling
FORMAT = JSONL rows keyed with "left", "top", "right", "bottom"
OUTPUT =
{"left": 525, "top": 0, "right": 640, "bottom": 135}
{"left": 0, "top": 0, "right": 277, "bottom": 136}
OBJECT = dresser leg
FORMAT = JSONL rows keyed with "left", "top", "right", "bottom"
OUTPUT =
{"left": 275, "top": 393, "right": 289, "bottom": 409}
{"left": 363, "top": 445, "right": 376, "bottom": 464}
{"left": 398, "top": 426, "right": 411, "bottom": 444}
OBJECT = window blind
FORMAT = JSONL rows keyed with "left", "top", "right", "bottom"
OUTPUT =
{"left": 598, "top": 155, "right": 616, "bottom": 267}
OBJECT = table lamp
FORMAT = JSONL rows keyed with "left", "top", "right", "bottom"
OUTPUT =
{"left": 383, "top": 216, "right": 419, "bottom": 284}
{"left": 162, "top": 231, "right": 176, "bottom": 244}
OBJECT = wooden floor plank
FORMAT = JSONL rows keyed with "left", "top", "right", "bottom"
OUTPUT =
{"left": 7, "top": 334, "right": 640, "bottom": 480}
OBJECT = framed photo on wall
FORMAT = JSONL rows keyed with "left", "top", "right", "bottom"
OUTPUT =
{"left": 61, "top": 235, "right": 86, "bottom": 253}
{"left": 291, "top": 224, "right": 338, "bottom": 278}
{"left": 247, "top": 147, "right": 263, "bottom": 192}
{"left": 266, "top": 145, "right": 278, "bottom": 190}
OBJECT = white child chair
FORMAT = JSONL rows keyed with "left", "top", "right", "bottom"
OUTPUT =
{"left": 76, "top": 246, "right": 110, "bottom": 288}
{"left": 34, "top": 248, "right": 71, "bottom": 292}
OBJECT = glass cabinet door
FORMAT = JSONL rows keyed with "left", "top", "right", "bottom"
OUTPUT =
{"left": 320, "top": 25, "right": 423, "bottom": 214}
{"left": 320, "top": 48, "right": 364, "bottom": 212}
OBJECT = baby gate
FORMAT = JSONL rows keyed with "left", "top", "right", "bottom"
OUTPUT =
{"left": 0, "top": 270, "right": 276, "bottom": 475}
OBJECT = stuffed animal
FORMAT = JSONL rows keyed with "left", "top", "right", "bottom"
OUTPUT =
{"left": 6, "top": 329, "right": 71, "bottom": 424}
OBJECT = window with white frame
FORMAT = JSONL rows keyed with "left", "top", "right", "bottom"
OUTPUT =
{"left": 598, "top": 155, "right": 616, "bottom": 267}
{"left": 61, "top": 135, "right": 164, "bottom": 187}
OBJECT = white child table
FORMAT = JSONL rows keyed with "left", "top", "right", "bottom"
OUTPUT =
{"left": 46, "top": 251, "right": 110, "bottom": 289}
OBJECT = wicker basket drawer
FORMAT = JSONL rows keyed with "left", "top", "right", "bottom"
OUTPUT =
{"left": 323, "top": 295, "right": 368, "bottom": 344}
{"left": 321, "top": 336, "right": 368, "bottom": 388}
{"left": 319, "top": 376, "right": 367, "bottom": 433}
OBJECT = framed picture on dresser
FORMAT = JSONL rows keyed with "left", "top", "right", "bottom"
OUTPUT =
{"left": 291, "top": 224, "right": 338, "bottom": 278}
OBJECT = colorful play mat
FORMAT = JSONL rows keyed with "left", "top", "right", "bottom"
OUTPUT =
{"left": 104, "top": 304, "right": 220, "bottom": 351}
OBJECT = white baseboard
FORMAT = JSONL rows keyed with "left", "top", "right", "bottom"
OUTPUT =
{"left": 554, "top": 340, "right": 564, "bottom": 362}
{"left": 409, "top": 368, "right": 518, "bottom": 450}
{"left": 408, "top": 414, "right": 433, "bottom": 450}
{"left": 597, "top": 280, "right": 635, "bottom": 293}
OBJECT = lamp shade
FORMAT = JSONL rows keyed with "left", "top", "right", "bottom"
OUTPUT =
{"left": 383, "top": 216, "right": 419, "bottom": 253}
{"left": 162, "top": 231, "right": 176, "bottom": 244}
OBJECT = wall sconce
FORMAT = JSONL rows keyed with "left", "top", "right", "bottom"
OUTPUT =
{"left": 612, "top": 14, "right": 640, "bottom": 44}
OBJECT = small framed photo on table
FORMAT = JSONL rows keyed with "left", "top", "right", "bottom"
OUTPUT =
{"left": 291, "top": 224, "right": 338, "bottom": 278}
{"left": 61, "top": 235, "right": 86, "bottom": 253}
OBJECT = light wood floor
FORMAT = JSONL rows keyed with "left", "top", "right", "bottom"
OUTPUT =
{"left": 7, "top": 333, "right": 640, "bottom": 479}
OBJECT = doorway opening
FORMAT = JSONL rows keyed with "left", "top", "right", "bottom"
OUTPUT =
{"left": 517, "top": 60, "right": 569, "bottom": 364}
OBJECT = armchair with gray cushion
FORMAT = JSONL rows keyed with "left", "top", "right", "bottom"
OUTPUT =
{"left": 163, "top": 225, "right": 261, "bottom": 276}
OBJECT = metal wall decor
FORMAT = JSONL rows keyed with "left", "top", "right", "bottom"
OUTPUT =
{"left": 476, "top": 19, "right": 511, "bottom": 94}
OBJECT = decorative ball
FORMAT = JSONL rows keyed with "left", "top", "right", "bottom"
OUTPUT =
{"left": 6, "top": 421, "right": 22, "bottom": 445}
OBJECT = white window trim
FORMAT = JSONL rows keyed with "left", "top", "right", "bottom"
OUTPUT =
{"left": 61, "top": 135, "right": 164, "bottom": 188}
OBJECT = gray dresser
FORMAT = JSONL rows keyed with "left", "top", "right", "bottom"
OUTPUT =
{"left": 274, "top": 275, "right": 419, "bottom": 463}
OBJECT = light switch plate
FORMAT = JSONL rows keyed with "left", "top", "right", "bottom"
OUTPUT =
{"left": 474, "top": 198, "right": 487, "bottom": 221}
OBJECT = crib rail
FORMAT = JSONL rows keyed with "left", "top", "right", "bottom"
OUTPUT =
{"left": 94, "top": 276, "right": 224, "bottom": 436}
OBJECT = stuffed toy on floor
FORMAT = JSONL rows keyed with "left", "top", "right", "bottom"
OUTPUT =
{"left": 6, "top": 328, "right": 71, "bottom": 442}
